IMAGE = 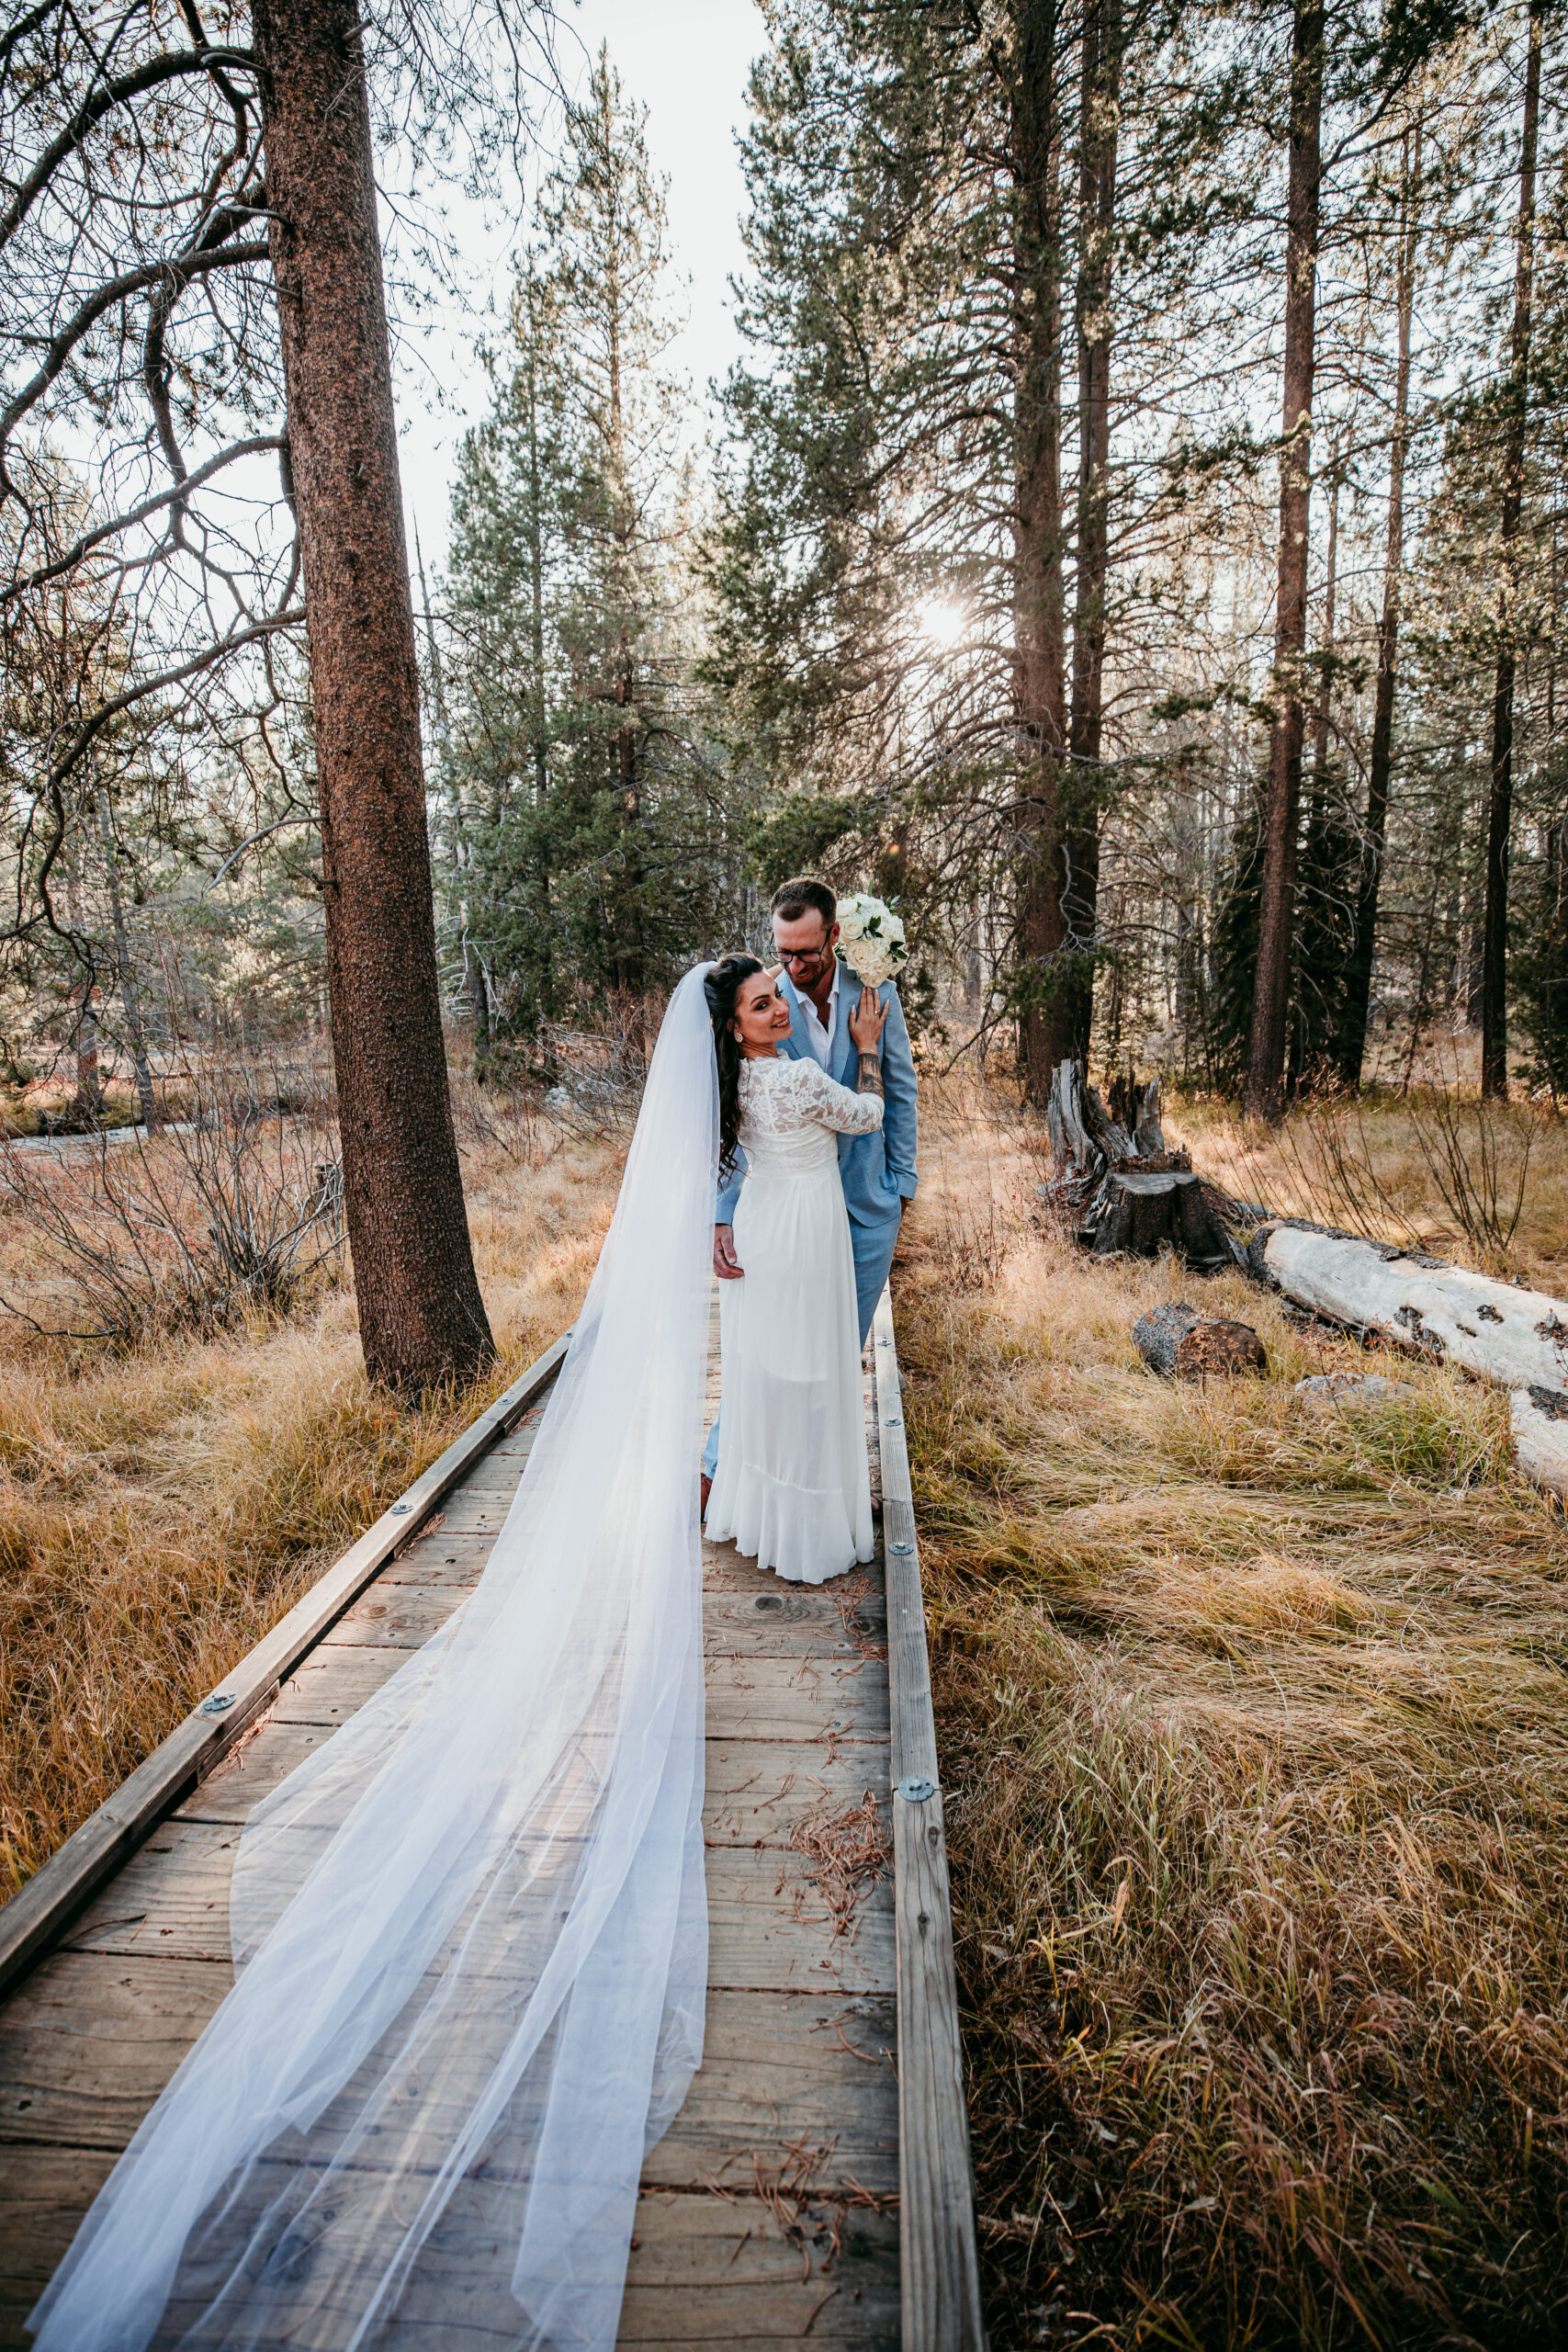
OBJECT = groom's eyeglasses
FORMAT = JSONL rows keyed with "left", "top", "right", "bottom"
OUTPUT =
{"left": 776, "top": 944, "right": 829, "bottom": 971}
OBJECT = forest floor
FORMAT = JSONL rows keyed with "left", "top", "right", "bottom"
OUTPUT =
{"left": 899, "top": 1077, "right": 1568, "bottom": 2350}
{"left": 4, "top": 1053, "right": 1567, "bottom": 2349}
{"left": 0, "top": 1097, "right": 623, "bottom": 1898}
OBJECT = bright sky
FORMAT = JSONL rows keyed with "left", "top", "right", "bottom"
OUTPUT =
{"left": 398, "top": 0, "right": 765, "bottom": 571}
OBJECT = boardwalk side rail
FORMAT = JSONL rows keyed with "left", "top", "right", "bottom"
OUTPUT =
{"left": 873, "top": 1286, "right": 987, "bottom": 2351}
{"left": 0, "top": 1329, "right": 571, "bottom": 2002}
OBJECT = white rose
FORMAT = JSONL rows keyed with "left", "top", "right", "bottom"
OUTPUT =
{"left": 835, "top": 894, "right": 907, "bottom": 989}
{"left": 845, "top": 942, "right": 895, "bottom": 987}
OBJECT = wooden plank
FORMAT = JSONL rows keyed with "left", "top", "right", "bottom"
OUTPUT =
{"left": 318, "top": 1584, "right": 468, "bottom": 1648}
{"left": 429, "top": 1492, "right": 516, "bottom": 1534}
{"left": 0, "top": 2144, "right": 117, "bottom": 2350}
{"left": 702, "top": 1542, "right": 886, "bottom": 1603}
{"left": 170, "top": 1725, "right": 889, "bottom": 1841}
{"left": 0, "top": 1951, "right": 230, "bottom": 2151}
{"left": 52, "top": 1815, "right": 236, "bottom": 1962}
{"left": 376, "top": 1531, "right": 501, "bottom": 1589}
{"left": 55, "top": 1819, "right": 897, "bottom": 1993}
{"left": 315, "top": 1585, "right": 886, "bottom": 1659}
{"left": 644, "top": 1988, "right": 897, "bottom": 2195}
{"left": 172, "top": 1720, "right": 331, "bottom": 1823}
{"left": 0, "top": 1332, "right": 571, "bottom": 2002}
{"left": 704, "top": 1656, "right": 889, "bottom": 1746}
{"left": 0, "top": 1963, "right": 896, "bottom": 2194}
{"left": 268, "top": 1645, "right": 411, "bottom": 1724}
{"left": 271, "top": 1645, "right": 891, "bottom": 1742}
{"left": 702, "top": 1741, "right": 889, "bottom": 1846}
{"left": 872, "top": 1287, "right": 987, "bottom": 2352}
{"left": 705, "top": 1843, "right": 895, "bottom": 1996}
{"left": 0, "top": 2148, "right": 896, "bottom": 2352}
{"left": 704, "top": 1588, "right": 887, "bottom": 1659}
{"left": 619, "top": 2191, "right": 900, "bottom": 2344}
{"left": 439, "top": 1464, "right": 540, "bottom": 1498}
{"left": 166, "top": 2183, "right": 895, "bottom": 2347}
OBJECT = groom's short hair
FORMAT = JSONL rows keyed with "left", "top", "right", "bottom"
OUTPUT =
{"left": 771, "top": 876, "right": 837, "bottom": 933}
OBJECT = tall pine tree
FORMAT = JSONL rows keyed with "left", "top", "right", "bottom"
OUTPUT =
{"left": 438, "top": 51, "right": 740, "bottom": 1051}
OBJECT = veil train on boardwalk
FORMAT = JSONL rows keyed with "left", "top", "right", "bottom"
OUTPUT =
{"left": 29, "top": 964, "right": 720, "bottom": 2352}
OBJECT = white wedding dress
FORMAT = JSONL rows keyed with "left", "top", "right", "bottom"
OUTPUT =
{"left": 704, "top": 1053, "right": 884, "bottom": 1583}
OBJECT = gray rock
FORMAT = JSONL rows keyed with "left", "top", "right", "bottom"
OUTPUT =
{"left": 1294, "top": 1372, "right": 1416, "bottom": 1406}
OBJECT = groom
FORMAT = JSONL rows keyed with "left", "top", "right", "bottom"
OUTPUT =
{"left": 702, "top": 875, "right": 919, "bottom": 1498}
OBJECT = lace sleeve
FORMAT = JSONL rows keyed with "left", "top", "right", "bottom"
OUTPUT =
{"left": 795, "top": 1056, "right": 885, "bottom": 1136}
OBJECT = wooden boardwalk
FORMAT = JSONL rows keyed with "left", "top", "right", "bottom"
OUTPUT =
{"left": 0, "top": 1302, "right": 931, "bottom": 2348}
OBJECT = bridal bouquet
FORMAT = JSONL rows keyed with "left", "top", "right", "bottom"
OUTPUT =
{"left": 836, "top": 893, "right": 908, "bottom": 988}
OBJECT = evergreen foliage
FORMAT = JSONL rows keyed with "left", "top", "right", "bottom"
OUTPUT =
{"left": 702, "top": 0, "right": 1568, "bottom": 1102}
{"left": 11, "top": 5, "right": 1568, "bottom": 1115}
{"left": 433, "top": 54, "right": 749, "bottom": 1057}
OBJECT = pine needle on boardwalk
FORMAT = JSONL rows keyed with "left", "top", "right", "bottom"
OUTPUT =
{"left": 900, "top": 1080, "right": 1568, "bottom": 2351}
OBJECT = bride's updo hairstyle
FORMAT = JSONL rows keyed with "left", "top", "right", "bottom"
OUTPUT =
{"left": 705, "top": 953, "right": 764, "bottom": 1177}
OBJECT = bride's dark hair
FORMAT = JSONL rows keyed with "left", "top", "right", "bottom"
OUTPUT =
{"left": 705, "top": 953, "right": 765, "bottom": 1177}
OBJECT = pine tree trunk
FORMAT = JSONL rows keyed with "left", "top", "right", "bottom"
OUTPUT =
{"left": 1341, "top": 116, "right": 1421, "bottom": 1090}
{"left": 1065, "top": 0, "right": 1122, "bottom": 1065}
{"left": 73, "top": 990, "right": 102, "bottom": 1123}
{"left": 1482, "top": 4, "right": 1542, "bottom": 1102}
{"left": 1242, "top": 0, "right": 1324, "bottom": 1122}
{"left": 521, "top": 288, "right": 555, "bottom": 1042}
{"left": 1012, "top": 0, "right": 1071, "bottom": 1105}
{"left": 526, "top": 329, "right": 549, "bottom": 815}
{"left": 64, "top": 842, "right": 103, "bottom": 1123}
{"left": 462, "top": 910, "right": 491, "bottom": 1069}
{"left": 95, "top": 786, "right": 157, "bottom": 1129}
{"left": 1292, "top": 465, "right": 1337, "bottom": 1096}
{"left": 252, "top": 0, "right": 494, "bottom": 1388}
{"left": 1310, "top": 471, "right": 1337, "bottom": 784}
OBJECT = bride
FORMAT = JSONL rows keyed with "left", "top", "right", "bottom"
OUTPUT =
{"left": 701, "top": 954, "right": 888, "bottom": 1583}
{"left": 28, "top": 957, "right": 895, "bottom": 2352}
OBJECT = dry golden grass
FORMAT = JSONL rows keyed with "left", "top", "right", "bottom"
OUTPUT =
{"left": 898, "top": 1077, "right": 1568, "bottom": 2350}
{"left": 1170, "top": 1086, "right": 1568, "bottom": 1284}
{"left": 0, "top": 1117, "right": 622, "bottom": 1898}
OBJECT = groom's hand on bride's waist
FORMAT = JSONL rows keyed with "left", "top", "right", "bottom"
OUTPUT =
{"left": 714, "top": 1224, "right": 743, "bottom": 1280}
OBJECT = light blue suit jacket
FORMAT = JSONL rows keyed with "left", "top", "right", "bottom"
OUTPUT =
{"left": 715, "top": 968, "right": 919, "bottom": 1231}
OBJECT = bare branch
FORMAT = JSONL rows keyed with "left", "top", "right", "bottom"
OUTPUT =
{"left": 0, "top": 3, "right": 60, "bottom": 79}
{"left": 2, "top": 435, "right": 288, "bottom": 603}
{"left": 204, "top": 814, "right": 318, "bottom": 891}
{"left": 44, "top": 604, "right": 305, "bottom": 797}
{"left": 0, "top": 45, "right": 257, "bottom": 254}
{"left": 0, "top": 235, "right": 271, "bottom": 470}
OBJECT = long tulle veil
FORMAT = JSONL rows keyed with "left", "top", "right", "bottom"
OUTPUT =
{"left": 30, "top": 963, "right": 720, "bottom": 2352}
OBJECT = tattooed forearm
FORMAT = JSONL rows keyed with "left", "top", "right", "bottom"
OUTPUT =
{"left": 856, "top": 1050, "right": 885, "bottom": 1100}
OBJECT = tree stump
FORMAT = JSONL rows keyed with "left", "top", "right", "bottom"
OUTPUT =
{"left": 1133, "top": 1301, "right": 1267, "bottom": 1378}
{"left": 1086, "top": 1170, "right": 1237, "bottom": 1268}
{"left": 1040, "top": 1061, "right": 1243, "bottom": 1272}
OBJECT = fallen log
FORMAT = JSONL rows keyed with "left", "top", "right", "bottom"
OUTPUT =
{"left": 1249, "top": 1219, "right": 1568, "bottom": 1390}
{"left": 1294, "top": 1371, "right": 1416, "bottom": 1406}
{"left": 1042, "top": 1088, "right": 1568, "bottom": 1502}
{"left": 1249, "top": 1217, "right": 1568, "bottom": 1503}
{"left": 1511, "top": 1385, "right": 1568, "bottom": 1501}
